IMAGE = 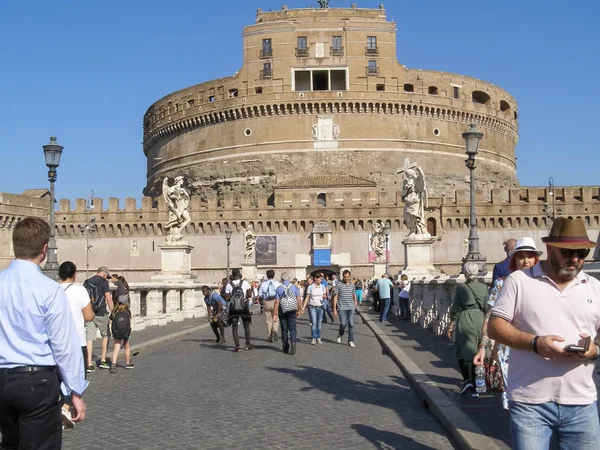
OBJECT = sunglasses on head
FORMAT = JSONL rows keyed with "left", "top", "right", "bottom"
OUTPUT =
{"left": 559, "top": 248, "right": 590, "bottom": 259}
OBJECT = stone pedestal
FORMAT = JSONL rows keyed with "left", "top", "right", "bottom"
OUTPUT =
{"left": 151, "top": 245, "right": 196, "bottom": 282}
{"left": 402, "top": 238, "right": 441, "bottom": 278}
{"left": 372, "top": 261, "right": 387, "bottom": 278}
{"left": 241, "top": 262, "right": 257, "bottom": 281}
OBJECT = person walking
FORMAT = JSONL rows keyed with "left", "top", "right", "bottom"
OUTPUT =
{"left": 354, "top": 278, "right": 363, "bottom": 305}
{"left": 492, "top": 238, "right": 517, "bottom": 285}
{"left": 474, "top": 237, "right": 542, "bottom": 409}
{"left": 109, "top": 296, "right": 135, "bottom": 373}
{"left": 58, "top": 261, "right": 95, "bottom": 428}
{"left": 224, "top": 268, "right": 253, "bottom": 352}
{"left": 376, "top": 273, "right": 394, "bottom": 322}
{"left": 84, "top": 266, "right": 114, "bottom": 372}
{"left": 203, "top": 285, "right": 227, "bottom": 344}
{"left": 274, "top": 272, "right": 300, "bottom": 355}
{"left": 301, "top": 273, "right": 326, "bottom": 344}
{"left": 446, "top": 262, "right": 488, "bottom": 397}
{"left": 333, "top": 270, "right": 358, "bottom": 348}
{"left": 489, "top": 218, "right": 600, "bottom": 449}
{"left": 258, "top": 269, "right": 280, "bottom": 342}
{"left": 0, "top": 218, "right": 88, "bottom": 449}
{"left": 398, "top": 274, "right": 412, "bottom": 321}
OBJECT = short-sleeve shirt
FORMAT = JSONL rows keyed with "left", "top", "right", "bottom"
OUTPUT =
{"left": 306, "top": 284, "right": 324, "bottom": 307}
{"left": 399, "top": 281, "right": 411, "bottom": 299}
{"left": 62, "top": 283, "right": 90, "bottom": 346}
{"left": 334, "top": 282, "right": 356, "bottom": 310}
{"left": 258, "top": 279, "right": 280, "bottom": 300}
{"left": 85, "top": 274, "right": 110, "bottom": 316}
{"left": 276, "top": 282, "right": 299, "bottom": 301}
{"left": 491, "top": 264, "right": 600, "bottom": 405}
{"left": 204, "top": 291, "right": 226, "bottom": 309}
{"left": 225, "top": 279, "right": 251, "bottom": 297}
{"left": 376, "top": 277, "right": 394, "bottom": 299}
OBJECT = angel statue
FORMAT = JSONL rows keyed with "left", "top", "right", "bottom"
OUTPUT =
{"left": 244, "top": 224, "right": 257, "bottom": 263}
{"left": 370, "top": 222, "right": 385, "bottom": 262}
{"left": 317, "top": 0, "right": 330, "bottom": 8}
{"left": 163, "top": 176, "right": 192, "bottom": 245}
{"left": 399, "top": 160, "right": 429, "bottom": 239}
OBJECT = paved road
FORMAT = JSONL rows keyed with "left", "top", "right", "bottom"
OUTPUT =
{"left": 63, "top": 314, "right": 457, "bottom": 450}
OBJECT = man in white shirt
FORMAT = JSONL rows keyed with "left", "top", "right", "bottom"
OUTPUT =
{"left": 489, "top": 218, "right": 600, "bottom": 450}
{"left": 258, "top": 269, "right": 280, "bottom": 342}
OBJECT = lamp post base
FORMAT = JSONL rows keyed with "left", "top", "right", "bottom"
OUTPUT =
{"left": 462, "top": 253, "right": 487, "bottom": 276}
{"left": 41, "top": 263, "right": 59, "bottom": 281}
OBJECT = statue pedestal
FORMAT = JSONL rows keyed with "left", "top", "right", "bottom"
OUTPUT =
{"left": 241, "top": 262, "right": 257, "bottom": 281}
{"left": 372, "top": 261, "right": 387, "bottom": 278}
{"left": 402, "top": 238, "right": 441, "bottom": 278}
{"left": 151, "top": 245, "right": 196, "bottom": 282}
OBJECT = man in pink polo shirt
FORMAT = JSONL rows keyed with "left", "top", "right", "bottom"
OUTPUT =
{"left": 489, "top": 218, "right": 600, "bottom": 450}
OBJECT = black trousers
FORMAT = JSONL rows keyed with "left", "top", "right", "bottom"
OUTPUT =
{"left": 210, "top": 320, "right": 225, "bottom": 341}
{"left": 231, "top": 317, "right": 251, "bottom": 347}
{"left": 458, "top": 359, "right": 476, "bottom": 384}
{"left": 279, "top": 310, "right": 297, "bottom": 349}
{"left": 0, "top": 370, "right": 62, "bottom": 450}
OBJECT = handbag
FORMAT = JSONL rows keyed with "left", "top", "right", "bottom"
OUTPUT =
{"left": 484, "top": 357, "right": 504, "bottom": 392}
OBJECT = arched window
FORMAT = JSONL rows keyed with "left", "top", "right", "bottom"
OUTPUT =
{"left": 428, "top": 86, "right": 438, "bottom": 95}
{"left": 472, "top": 90, "right": 491, "bottom": 105}
{"left": 317, "top": 193, "right": 326, "bottom": 206}
{"left": 500, "top": 100, "right": 510, "bottom": 112}
{"left": 403, "top": 84, "right": 414, "bottom": 93}
{"left": 426, "top": 218, "right": 437, "bottom": 236}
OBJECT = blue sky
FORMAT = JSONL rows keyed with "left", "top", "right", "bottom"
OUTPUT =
{"left": 1, "top": 0, "right": 598, "bottom": 204}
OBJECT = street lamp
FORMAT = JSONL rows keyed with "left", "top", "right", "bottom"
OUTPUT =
{"left": 78, "top": 190, "right": 97, "bottom": 278}
{"left": 42, "top": 136, "right": 63, "bottom": 280}
{"left": 225, "top": 228, "right": 233, "bottom": 280}
{"left": 383, "top": 222, "right": 391, "bottom": 275}
{"left": 543, "top": 177, "right": 562, "bottom": 221}
{"left": 462, "top": 124, "right": 487, "bottom": 275}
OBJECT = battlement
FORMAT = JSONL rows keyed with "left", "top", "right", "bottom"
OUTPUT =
{"left": 254, "top": 5, "right": 387, "bottom": 24}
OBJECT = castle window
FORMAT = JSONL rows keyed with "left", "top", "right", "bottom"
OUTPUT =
{"left": 366, "top": 36, "right": 378, "bottom": 55}
{"left": 229, "top": 88, "right": 238, "bottom": 98}
{"left": 255, "top": 86, "right": 263, "bottom": 94}
{"left": 260, "top": 38, "right": 272, "bottom": 58}
{"left": 330, "top": 70, "right": 346, "bottom": 90}
{"left": 453, "top": 86, "right": 460, "bottom": 99}
{"left": 514, "top": 110, "right": 518, "bottom": 120}
{"left": 312, "top": 70, "right": 328, "bottom": 90}
{"left": 403, "top": 84, "right": 414, "bottom": 93}
{"left": 187, "top": 99, "right": 194, "bottom": 107}
{"left": 428, "top": 86, "right": 438, "bottom": 95}
{"left": 209, "top": 95, "right": 215, "bottom": 102}
{"left": 377, "top": 84, "right": 385, "bottom": 91}
{"left": 472, "top": 90, "right": 491, "bottom": 105}
{"left": 261, "top": 63, "right": 272, "bottom": 79}
{"left": 331, "top": 36, "right": 343, "bottom": 56}
{"left": 293, "top": 68, "right": 348, "bottom": 91}
{"left": 367, "top": 60, "right": 378, "bottom": 75}
{"left": 500, "top": 100, "right": 510, "bottom": 112}
{"left": 317, "top": 193, "right": 327, "bottom": 206}
{"left": 296, "top": 36, "right": 309, "bottom": 57}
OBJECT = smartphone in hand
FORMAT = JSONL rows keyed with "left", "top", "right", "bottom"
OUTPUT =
{"left": 565, "top": 336, "right": 591, "bottom": 353}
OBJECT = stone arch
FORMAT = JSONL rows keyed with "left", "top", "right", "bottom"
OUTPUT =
{"left": 445, "top": 218, "right": 453, "bottom": 229}
{"left": 358, "top": 220, "right": 364, "bottom": 231}
{"left": 426, "top": 217, "right": 436, "bottom": 236}
{"left": 480, "top": 218, "right": 487, "bottom": 228}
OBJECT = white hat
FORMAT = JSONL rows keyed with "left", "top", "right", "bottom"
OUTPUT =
{"left": 509, "top": 237, "right": 543, "bottom": 257}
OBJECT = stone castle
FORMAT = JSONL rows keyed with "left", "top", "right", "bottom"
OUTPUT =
{"left": 1, "top": 4, "right": 598, "bottom": 281}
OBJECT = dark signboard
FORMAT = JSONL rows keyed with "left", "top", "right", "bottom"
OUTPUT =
{"left": 256, "top": 236, "right": 277, "bottom": 265}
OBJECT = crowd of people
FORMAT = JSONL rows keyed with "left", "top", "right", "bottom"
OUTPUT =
{"left": 1, "top": 215, "right": 599, "bottom": 450}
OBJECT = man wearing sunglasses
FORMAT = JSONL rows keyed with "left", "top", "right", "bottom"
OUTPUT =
{"left": 489, "top": 218, "right": 600, "bottom": 450}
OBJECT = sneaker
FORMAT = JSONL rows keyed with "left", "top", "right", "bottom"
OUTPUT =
{"left": 245, "top": 345, "right": 254, "bottom": 351}
{"left": 99, "top": 361, "right": 110, "bottom": 369}
{"left": 336, "top": 336, "right": 342, "bottom": 344}
{"left": 61, "top": 408, "right": 74, "bottom": 429}
{"left": 459, "top": 381, "right": 474, "bottom": 396}
{"left": 125, "top": 363, "right": 135, "bottom": 369}
{"left": 109, "top": 364, "right": 117, "bottom": 374}
{"left": 215, "top": 338, "right": 220, "bottom": 343}
{"left": 233, "top": 347, "right": 241, "bottom": 352}
{"left": 311, "top": 338, "right": 317, "bottom": 345}
{"left": 471, "top": 391, "right": 480, "bottom": 398}
{"left": 317, "top": 338, "right": 323, "bottom": 345}
{"left": 349, "top": 341, "right": 356, "bottom": 348}
{"left": 218, "top": 339, "right": 226, "bottom": 344}
{"left": 283, "top": 344, "right": 290, "bottom": 354}
{"left": 290, "top": 343, "right": 296, "bottom": 356}
{"left": 86, "top": 365, "right": 95, "bottom": 373}
{"left": 267, "top": 335, "right": 273, "bottom": 343}
{"left": 273, "top": 332, "right": 278, "bottom": 342}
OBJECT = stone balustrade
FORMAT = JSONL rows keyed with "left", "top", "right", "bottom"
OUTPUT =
{"left": 126, "top": 282, "right": 209, "bottom": 331}
{"left": 409, "top": 275, "right": 492, "bottom": 336}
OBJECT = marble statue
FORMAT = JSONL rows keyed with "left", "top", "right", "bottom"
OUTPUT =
{"left": 244, "top": 224, "right": 257, "bottom": 263}
{"left": 317, "top": 0, "right": 330, "bottom": 8}
{"left": 400, "top": 160, "right": 429, "bottom": 239}
{"left": 333, "top": 124, "right": 340, "bottom": 140}
{"left": 370, "top": 222, "right": 385, "bottom": 262}
{"left": 163, "top": 176, "right": 191, "bottom": 245}
{"left": 312, "top": 124, "right": 318, "bottom": 140}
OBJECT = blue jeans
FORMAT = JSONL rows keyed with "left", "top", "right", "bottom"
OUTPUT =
{"left": 308, "top": 306, "right": 323, "bottom": 339}
{"left": 379, "top": 298, "right": 391, "bottom": 322}
{"left": 279, "top": 309, "right": 297, "bottom": 350}
{"left": 509, "top": 401, "right": 600, "bottom": 450}
{"left": 338, "top": 309, "right": 355, "bottom": 342}
{"left": 356, "top": 290, "right": 363, "bottom": 304}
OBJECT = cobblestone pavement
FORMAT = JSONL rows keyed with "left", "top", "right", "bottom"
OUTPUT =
{"left": 62, "top": 314, "right": 457, "bottom": 450}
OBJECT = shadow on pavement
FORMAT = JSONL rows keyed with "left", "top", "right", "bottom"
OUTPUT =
{"left": 351, "top": 424, "right": 439, "bottom": 450}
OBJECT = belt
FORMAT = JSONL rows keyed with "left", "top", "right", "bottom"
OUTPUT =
{"left": 0, "top": 365, "right": 57, "bottom": 374}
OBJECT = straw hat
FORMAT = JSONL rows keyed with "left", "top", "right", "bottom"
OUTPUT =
{"left": 541, "top": 217, "right": 596, "bottom": 249}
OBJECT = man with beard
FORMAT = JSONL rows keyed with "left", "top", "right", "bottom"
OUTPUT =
{"left": 489, "top": 218, "right": 600, "bottom": 450}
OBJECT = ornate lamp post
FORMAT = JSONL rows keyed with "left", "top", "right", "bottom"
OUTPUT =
{"left": 462, "top": 124, "right": 487, "bottom": 275}
{"left": 383, "top": 222, "right": 391, "bottom": 274}
{"left": 77, "top": 190, "right": 97, "bottom": 278}
{"left": 543, "top": 177, "right": 562, "bottom": 221}
{"left": 225, "top": 228, "right": 233, "bottom": 280}
{"left": 42, "top": 136, "right": 63, "bottom": 280}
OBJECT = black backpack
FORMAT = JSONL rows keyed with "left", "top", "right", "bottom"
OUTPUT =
{"left": 83, "top": 279, "right": 104, "bottom": 313}
{"left": 229, "top": 281, "right": 247, "bottom": 312}
{"left": 112, "top": 310, "right": 131, "bottom": 340}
